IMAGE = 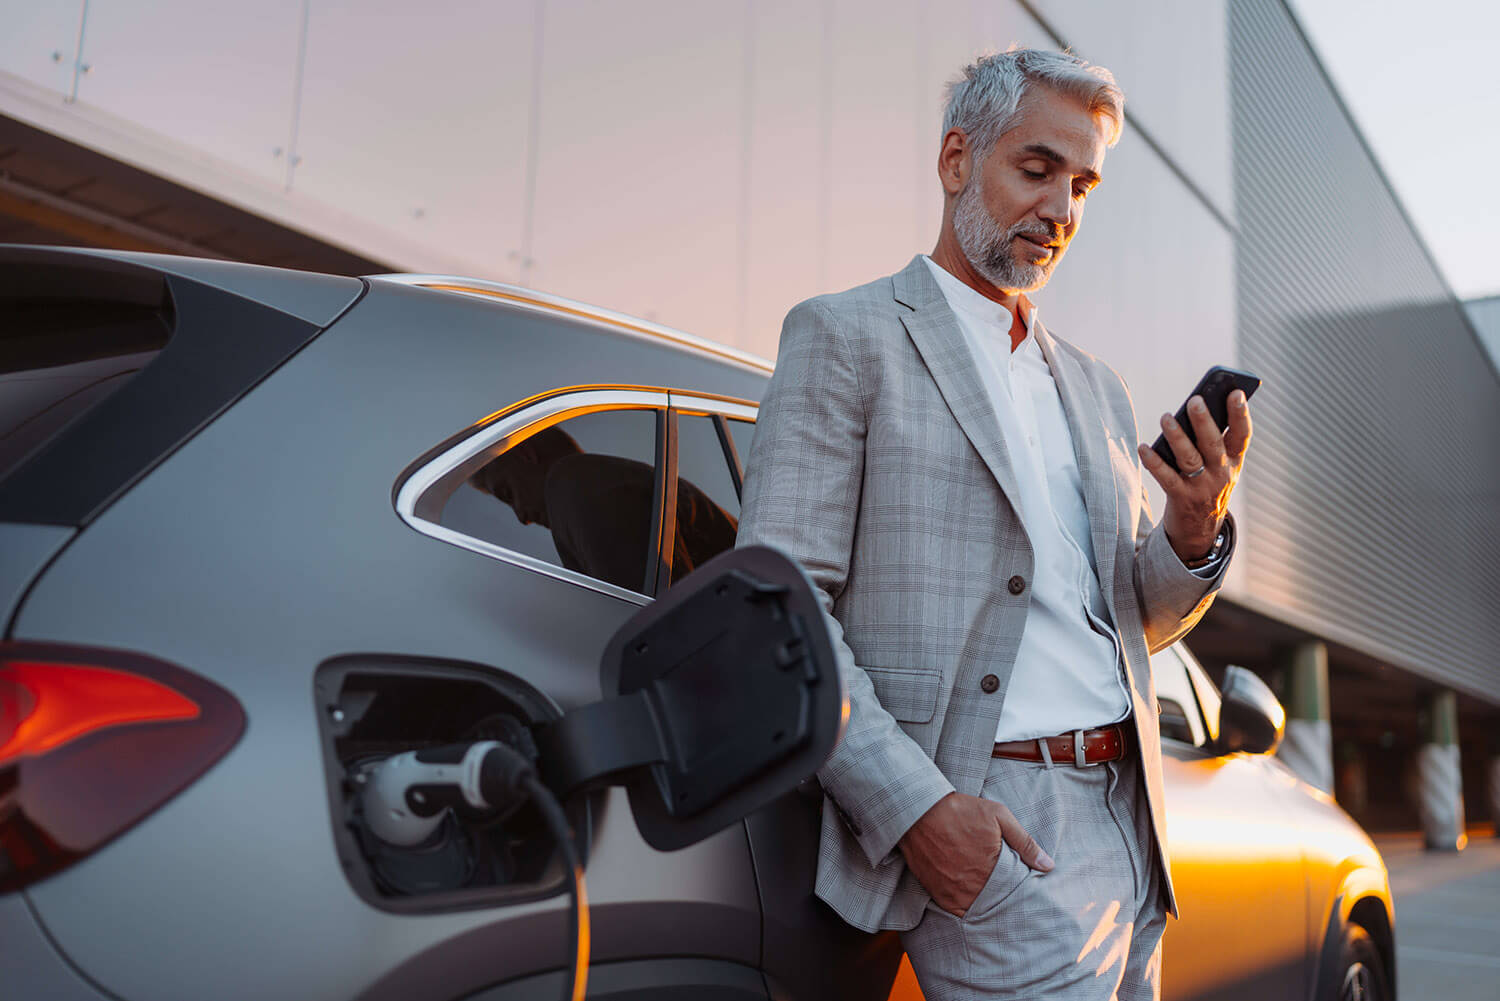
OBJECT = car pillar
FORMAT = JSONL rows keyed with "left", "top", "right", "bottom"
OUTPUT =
{"left": 1274, "top": 640, "right": 1333, "bottom": 794}
{"left": 1417, "top": 689, "right": 1466, "bottom": 852}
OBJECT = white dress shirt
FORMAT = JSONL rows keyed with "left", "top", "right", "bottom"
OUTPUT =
{"left": 922, "top": 256, "right": 1132, "bottom": 742}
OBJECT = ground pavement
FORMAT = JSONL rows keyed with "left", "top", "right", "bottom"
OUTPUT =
{"left": 1375, "top": 824, "right": 1500, "bottom": 1001}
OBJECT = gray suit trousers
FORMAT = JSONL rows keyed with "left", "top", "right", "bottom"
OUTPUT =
{"left": 899, "top": 748, "right": 1165, "bottom": 1001}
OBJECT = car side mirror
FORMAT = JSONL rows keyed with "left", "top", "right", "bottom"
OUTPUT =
{"left": 533, "top": 545, "right": 847, "bottom": 850}
{"left": 1213, "top": 665, "right": 1285, "bottom": 756}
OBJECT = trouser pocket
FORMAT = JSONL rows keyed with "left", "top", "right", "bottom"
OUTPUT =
{"left": 960, "top": 841, "right": 1030, "bottom": 922}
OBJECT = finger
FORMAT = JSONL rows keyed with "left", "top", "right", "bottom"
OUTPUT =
{"left": 1137, "top": 442, "right": 1184, "bottom": 493}
{"left": 1159, "top": 411, "right": 1204, "bottom": 476}
{"left": 993, "top": 802, "right": 1054, "bottom": 871}
{"left": 1222, "top": 390, "right": 1253, "bottom": 461}
{"left": 1186, "top": 395, "right": 1226, "bottom": 464}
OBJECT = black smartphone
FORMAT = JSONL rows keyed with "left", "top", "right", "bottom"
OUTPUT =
{"left": 1149, "top": 365, "right": 1261, "bottom": 472}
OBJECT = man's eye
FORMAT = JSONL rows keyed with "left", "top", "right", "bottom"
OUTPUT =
{"left": 1021, "top": 168, "right": 1046, "bottom": 179}
{"left": 1073, "top": 187, "right": 1090, "bottom": 200}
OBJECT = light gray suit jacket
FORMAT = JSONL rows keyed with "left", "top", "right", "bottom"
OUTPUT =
{"left": 736, "top": 255, "right": 1230, "bottom": 933}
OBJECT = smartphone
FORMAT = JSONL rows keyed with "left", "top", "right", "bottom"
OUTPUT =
{"left": 1149, "top": 365, "right": 1261, "bottom": 473}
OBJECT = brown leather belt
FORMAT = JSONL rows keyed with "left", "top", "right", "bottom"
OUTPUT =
{"left": 992, "top": 724, "right": 1127, "bottom": 767}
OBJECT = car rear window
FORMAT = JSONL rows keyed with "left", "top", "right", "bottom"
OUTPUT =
{"left": 0, "top": 297, "right": 171, "bottom": 484}
{"left": 0, "top": 251, "right": 332, "bottom": 526}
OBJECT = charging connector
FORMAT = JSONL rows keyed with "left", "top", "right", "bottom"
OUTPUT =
{"left": 359, "top": 740, "right": 588, "bottom": 1001}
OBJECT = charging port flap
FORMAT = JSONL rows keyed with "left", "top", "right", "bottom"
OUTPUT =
{"left": 535, "top": 544, "right": 847, "bottom": 851}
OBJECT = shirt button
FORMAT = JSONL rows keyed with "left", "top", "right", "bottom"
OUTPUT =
{"left": 980, "top": 674, "right": 1000, "bottom": 694}
{"left": 1008, "top": 575, "right": 1026, "bottom": 595}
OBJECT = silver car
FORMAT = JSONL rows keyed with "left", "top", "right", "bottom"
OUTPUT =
{"left": 0, "top": 246, "right": 1393, "bottom": 1001}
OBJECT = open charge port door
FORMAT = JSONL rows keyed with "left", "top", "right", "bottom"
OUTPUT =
{"left": 314, "top": 657, "right": 583, "bottom": 912}
{"left": 538, "top": 544, "right": 847, "bottom": 851}
{"left": 314, "top": 545, "right": 846, "bottom": 910}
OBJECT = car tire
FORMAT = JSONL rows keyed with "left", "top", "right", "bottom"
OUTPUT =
{"left": 1331, "top": 923, "right": 1391, "bottom": 1001}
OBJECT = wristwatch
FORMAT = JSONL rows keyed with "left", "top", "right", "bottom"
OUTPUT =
{"left": 1182, "top": 522, "right": 1230, "bottom": 570}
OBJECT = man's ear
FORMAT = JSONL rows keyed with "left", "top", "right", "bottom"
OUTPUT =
{"left": 937, "top": 129, "right": 970, "bottom": 197}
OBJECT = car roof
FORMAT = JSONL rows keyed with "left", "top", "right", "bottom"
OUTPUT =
{"left": 368, "top": 274, "right": 774, "bottom": 378}
{"left": 0, "top": 245, "right": 362, "bottom": 326}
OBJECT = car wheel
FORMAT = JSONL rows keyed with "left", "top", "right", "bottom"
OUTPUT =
{"left": 1334, "top": 923, "right": 1391, "bottom": 1001}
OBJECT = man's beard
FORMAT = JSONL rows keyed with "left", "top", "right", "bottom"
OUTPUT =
{"left": 953, "top": 173, "right": 1064, "bottom": 293}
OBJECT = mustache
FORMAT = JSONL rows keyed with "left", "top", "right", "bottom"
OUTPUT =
{"left": 1008, "top": 223, "right": 1063, "bottom": 246}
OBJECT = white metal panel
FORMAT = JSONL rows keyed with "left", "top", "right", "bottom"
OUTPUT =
{"left": 292, "top": 0, "right": 535, "bottom": 279}
{"left": 821, "top": 0, "right": 928, "bottom": 296}
{"left": 0, "top": 1, "right": 84, "bottom": 97}
{"left": 915, "top": 0, "right": 989, "bottom": 242}
{"left": 70, "top": 0, "right": 304, "bottom": 188}
{"left": 740, "top": 0, "right": 823, "bottom": 359}
{"left": 527, "top": 0, "right": 743, "bottom": 349}
{"left": 1229, "top": 0, "right": 1500, "bottom": 697}
{"left": 1024, "top": 0, "right": 1234, "bottom": 224}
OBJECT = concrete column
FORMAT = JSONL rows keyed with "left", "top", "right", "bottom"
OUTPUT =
{"left": 1488, "top": 755, "right": 1500, "bottom": 838}
{"left": 1276, "top": 641, "right": 1333, "bottom": 793}
{"left": 1417, "top": 689, "right": 1466, "bottom": 852}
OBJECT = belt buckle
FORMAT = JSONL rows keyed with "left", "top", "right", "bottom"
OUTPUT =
{"left": 1073, "top": 728, "right": 1100, "bottom": 767}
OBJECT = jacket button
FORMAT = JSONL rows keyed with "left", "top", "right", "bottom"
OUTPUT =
{"left": 1008, "top": 575, "right": 1026, "bottom": 595}
{"left": 980, "top": 674, "right": 1000, "bottom": 694}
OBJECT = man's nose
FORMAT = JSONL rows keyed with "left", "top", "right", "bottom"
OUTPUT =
{"left": 1037, "top": 181, "right": 1075, "bottom": 231}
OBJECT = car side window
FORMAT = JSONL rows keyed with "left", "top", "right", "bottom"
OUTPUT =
{"left": 1150, "top": 645, "right": 1207, "bottom": 747}
{"left": 724, "top": 418, "right": 755, "bottom": 482}
{"left": 1178, "top": 644, "right": 1222, "bottom": 744}
{"left": 445, "top": 407, "right": 661, "bottom": 595}
{"left": 667, "top": 414, "right": 742, "bottom": 586}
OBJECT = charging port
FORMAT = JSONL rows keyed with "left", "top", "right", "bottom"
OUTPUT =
{"left": 313, "top": 654, "right": 589, "bottom": 913}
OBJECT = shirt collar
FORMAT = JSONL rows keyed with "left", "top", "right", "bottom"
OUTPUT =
{"left": 921, "top": 255, "right": 1039, "bottom": 346}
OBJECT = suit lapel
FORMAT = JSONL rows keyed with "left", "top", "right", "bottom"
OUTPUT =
{"left": 1033, "top": 319, "right": 1121, "bottom": 616}
{"left": 893, "top": 258, "right": 1028, "bottom": 530}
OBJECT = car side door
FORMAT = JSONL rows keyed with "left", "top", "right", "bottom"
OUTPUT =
{"left": 1157, "top": 644, "right": 1310, "bottom": 1001}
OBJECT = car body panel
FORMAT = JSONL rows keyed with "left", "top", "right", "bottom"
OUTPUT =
{"left": 1159, "top": 748, "right": 1311, "bottom": 1000}
{"left": 12, "top": 282, "right": 765, "bottom": 1000}
{"left": 1300, "top": 786, "right": 1395, "bottom": 998}
{"left": 748, "top": 790, "right": 906, "bottom": 1001}
{"left": 1158, "top": 713, "right": 1391, "bottom": 1001}
{"left": 0, "top": 893, "right": 111, "bottom": 1001}
{"left": 0, "top": 522, "right": 74, "bottom": 627}
{"left": 460, "top": 956, "right": 769, "bottom": 1000}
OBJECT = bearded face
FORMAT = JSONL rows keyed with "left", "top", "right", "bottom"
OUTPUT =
{"left": 952, "top": 162, "right": 1068, "bottom": 294}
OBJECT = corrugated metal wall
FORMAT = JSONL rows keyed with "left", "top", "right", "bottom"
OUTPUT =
{"left": 1229, "top": 0, "right": 1500, "bottom": 700}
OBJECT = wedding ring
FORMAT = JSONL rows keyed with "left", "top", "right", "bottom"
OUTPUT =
{"left": 1183, "top": 464, "right": 1207, "bottom": 479}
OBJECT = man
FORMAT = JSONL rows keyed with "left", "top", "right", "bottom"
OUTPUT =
{"left": 736, "top": 48, "right": 1252, "bottom": 1000}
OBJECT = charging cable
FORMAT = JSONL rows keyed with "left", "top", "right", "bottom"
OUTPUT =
{"left": 359, "top": 741, "right": 588, "bottom": 1001}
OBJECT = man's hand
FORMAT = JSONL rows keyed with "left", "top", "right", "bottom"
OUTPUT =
{"left": 1138, "top": 389, "right": 1253, "bottom": 562}
{"left": 897, "top": 791, "right": 1054, "bottom": 917}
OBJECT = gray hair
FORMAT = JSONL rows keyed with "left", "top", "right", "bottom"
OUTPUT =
{"left": 942, "top": 48, "right": 1125, "bottom": 162}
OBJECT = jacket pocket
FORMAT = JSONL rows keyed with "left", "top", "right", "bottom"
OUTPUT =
{"left": 863, "top": 665, "right": 941, "bottom": 724}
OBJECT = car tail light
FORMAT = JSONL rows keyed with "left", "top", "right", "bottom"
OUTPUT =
{"left": 0, "top": 642, "right": 245, "bottom": 892}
